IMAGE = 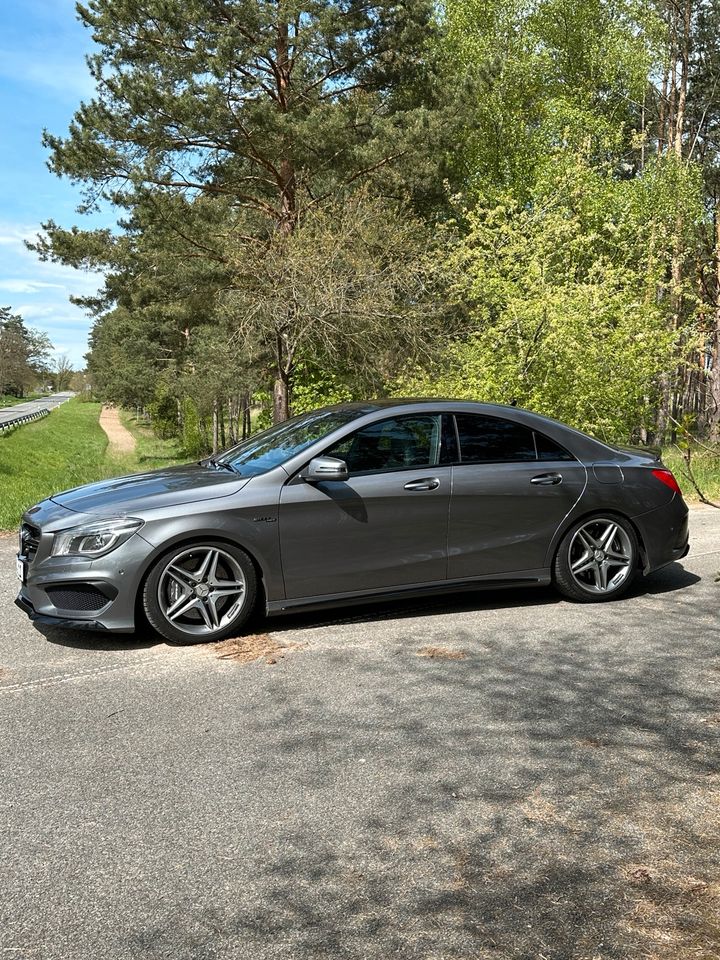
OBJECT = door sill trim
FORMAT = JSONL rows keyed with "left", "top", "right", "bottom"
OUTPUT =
{"left": 266, "top": 570, "right": 550, "bottom": 616}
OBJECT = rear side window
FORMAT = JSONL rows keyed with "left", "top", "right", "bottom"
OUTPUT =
{"left": 455, "top": 414, "right": 536, "bottom": 463}
{"left": 534, "top": 431, "right": 576, "bottom": 462}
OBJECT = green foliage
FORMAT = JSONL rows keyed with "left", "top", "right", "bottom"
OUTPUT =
{"left": 147, "top": 393, "right": 179, "bottom": 441}
{"left": 0, "top": 307, "right": 54, "bottom": 397}
{"left": 290, "top": 361, "right": 354, "bottom": 415}
{"left": 397, "top": 151, "right": 704, "bottom": 441}
{"left": 180, "top": 397, "right": 204, "bottom": 460}
{"left": 26, "top": 0, "right": 719, "bottom": 446}
{"left": 117, "top": 409, "right": 185, "bottom": 467}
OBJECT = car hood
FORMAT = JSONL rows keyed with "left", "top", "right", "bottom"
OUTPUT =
{"left": 50, "top": 464, "right": 250, "bottom": 516}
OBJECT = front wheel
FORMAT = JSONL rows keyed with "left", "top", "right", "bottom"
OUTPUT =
{"left": 143, "top": 541, "right": 257, "bottom": 645}
{"left": 553, "top": 515, "right": 638, "bottom": 602}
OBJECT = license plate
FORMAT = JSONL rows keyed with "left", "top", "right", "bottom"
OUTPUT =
{"left": 16, "top": 556, "right": 25, "bottom": 584}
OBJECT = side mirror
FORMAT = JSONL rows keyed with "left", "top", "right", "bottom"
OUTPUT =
{"left": 300, "top": 456, "right": 349, "bottom": 482}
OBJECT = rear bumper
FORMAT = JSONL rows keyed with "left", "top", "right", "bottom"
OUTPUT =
{"left": 633, "top": 496, "right": 690, "bottom": 574}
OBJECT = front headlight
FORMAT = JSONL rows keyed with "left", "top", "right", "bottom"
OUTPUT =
{"left": 51, "top": 517, "right": 145, "bottom": 558}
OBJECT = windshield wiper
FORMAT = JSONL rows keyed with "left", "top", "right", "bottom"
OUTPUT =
{"left": 205, "top": 457, "right": 240, "bottom": 475}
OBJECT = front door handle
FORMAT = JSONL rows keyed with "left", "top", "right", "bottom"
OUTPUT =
{"left": 404, "top": 478, "right": 440, "bottom": 491}
{"left": 530, "top": 472, "right": 563, "bottom": 485}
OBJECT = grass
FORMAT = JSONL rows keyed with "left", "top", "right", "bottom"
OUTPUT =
{"left": 0, "top": 399, "right": 186, "bottom": 530}
{"left": 116, "top": 408, "right": 186, "bottom": 473}
{"left": 0, "top": 392, "right": 43, "bottom": 408}
{"left": 663, "top": 445, "right": 720, "bottom": 505}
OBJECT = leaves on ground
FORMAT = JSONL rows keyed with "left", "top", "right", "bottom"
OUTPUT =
{"left": 212, "top": 633, "right": 301, "bottom": 665}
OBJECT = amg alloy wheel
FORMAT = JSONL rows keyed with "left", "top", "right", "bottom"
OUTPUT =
{"left": 143, "top": 542, "right": 257, "bottom": 644}
{"left": 554, "top": 516, "right": 638, "bottom": 602}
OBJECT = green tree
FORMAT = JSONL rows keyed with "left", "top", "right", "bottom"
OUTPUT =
{"left": 222, "top": 192, "right": 443, "bottom": 420}
{"left": 0, "top": 307, "right": 54, "bottom": 397}
{"left": 36, "top": 0, "right": 459, "bottom": 421}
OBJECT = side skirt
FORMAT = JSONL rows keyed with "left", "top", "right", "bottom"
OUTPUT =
{"left": 265, "top": 570, "right": 551, "bottom": 617}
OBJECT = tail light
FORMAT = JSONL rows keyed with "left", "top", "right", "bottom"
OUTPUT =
{"left": 651, "top": 468, "right": 682, "bottom": 496}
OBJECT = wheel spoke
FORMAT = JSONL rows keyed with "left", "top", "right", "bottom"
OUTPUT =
{"left": 577, "top": 529, "right": 598, "bottom": 551}
{"left": 195, "top": 549, "right": 216, "bottom": 582}
{"left": 599, "top": 523, "right": 618, "bottom": 550}
{"left": 196, "top": 600, "right": 213, "bottom": 629}
{"left": 167, "top": 564, "right": 195, "bottom": 588}
{"left": 165, "top": 587, "right": 191, "bottom": 617}
{"left": 210, "top": 582, "right": 245, "bottom": 596}
{"left": 167, "top": 596, "right": 201, "bottom": 622}
{"left": 606, "top": 550, "right": 630, "bottom": 565}
{"left": 572, "top": 555, "right": 595, "bottom": 574}
{"left": 597, "top": 561, "right": 609, "bottom": 590}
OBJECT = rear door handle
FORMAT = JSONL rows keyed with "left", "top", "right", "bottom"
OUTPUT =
{"left": 404, "top": 478, "right": 440, "bottom": 491}
{"left": 530, "top": 473, "right": 563, "bottom": 485}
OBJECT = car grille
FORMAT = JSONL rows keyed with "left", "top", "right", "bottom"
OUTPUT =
{"left": 45, "top": 584, "right": 111, "bottom": 612}
{"left": 20, "top": 522, "right": 41, "bottom": 563}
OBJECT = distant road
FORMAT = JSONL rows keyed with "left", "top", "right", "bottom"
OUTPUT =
{"left": 0, "top": 392, "right": 74, "bottom": 430}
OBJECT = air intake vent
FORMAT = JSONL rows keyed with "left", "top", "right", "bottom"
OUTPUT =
{"left": 20, "top": 523, "right": 40, "bottom": 562}
{"left": 45, "top": 584, "right": 111, "bottom": 612}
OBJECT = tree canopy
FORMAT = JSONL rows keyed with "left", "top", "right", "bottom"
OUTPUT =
{"left": 32, "top": 0, "right": 720, "bottom": 446}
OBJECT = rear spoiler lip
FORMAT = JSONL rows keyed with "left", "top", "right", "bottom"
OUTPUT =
{"left": 609, "top": 444, "right": 662, "bottom": 461}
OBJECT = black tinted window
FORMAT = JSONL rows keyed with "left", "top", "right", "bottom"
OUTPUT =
{"left": 534, "top": 432, "right": 575, "bottom": 462}
{"left": 455, "top": 414, "right": 536, "bottom": 463}
{"left": 327, "top": 415, "right": 440, "bottom": 473}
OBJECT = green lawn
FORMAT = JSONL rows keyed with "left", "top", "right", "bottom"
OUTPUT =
{"left": 117, "top": 408, "right": 186, "bottom": 470}
{"left": 0, "top": 399, "right": 186, "bottom": 530}
{"left": 0, "top": 392, "right": 44, "bottom": 409}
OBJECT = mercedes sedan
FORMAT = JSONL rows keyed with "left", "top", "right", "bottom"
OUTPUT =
{"left": 15, "top": 400, "right": 690, "bottom": 644}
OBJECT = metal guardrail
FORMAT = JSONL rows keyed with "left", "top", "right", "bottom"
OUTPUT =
{"left": 0, "top": 408, "right": 50, "bottom": 432}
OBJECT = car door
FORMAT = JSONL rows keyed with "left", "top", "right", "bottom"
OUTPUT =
{"left": 279, "top": 413, "right": 452, "bottom": 600}
{"left": 447, "top": 413, "right": 587, "bottom": 579}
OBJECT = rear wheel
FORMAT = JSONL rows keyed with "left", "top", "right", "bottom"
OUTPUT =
{"left": 553, "top": 515, "right": 638, "bottom": 602}
{"left": 143, "top": 541, "right": 257, "bottom": 645}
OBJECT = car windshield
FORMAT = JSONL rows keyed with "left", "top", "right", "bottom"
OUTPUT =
{"left": 217, "top": 408, "right": 366, "bottom": 477}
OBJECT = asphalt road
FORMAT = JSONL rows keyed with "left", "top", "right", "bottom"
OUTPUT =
{"left": 1, "top": 508, "right": 718, "bottom": 960}
{"left": 0, "top": 392, "right": 74, "bottom": 428}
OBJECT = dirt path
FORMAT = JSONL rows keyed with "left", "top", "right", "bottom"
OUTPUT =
{"left": 99, "top": 406, "right": 136, "bottom": 456}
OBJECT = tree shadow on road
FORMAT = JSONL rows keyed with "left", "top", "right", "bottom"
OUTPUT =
{"left": 118, "top": 562, "right": 717, "bottom": 960}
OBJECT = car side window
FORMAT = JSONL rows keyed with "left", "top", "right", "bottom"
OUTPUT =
{"left": 454, "top": 414, "right": 536, "bottom": 463}
{"left": 326, "top": 415, "right": 441, "bottom": 474}
{"left": 534, "top": 431, "right": 576, "bottom": 462}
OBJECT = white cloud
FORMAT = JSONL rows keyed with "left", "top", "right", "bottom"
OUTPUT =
{"left": 0, "top": 280, "right": 65, "bottom": 295}
{"left": 0, "top": 220, "right": 102, "bottom": 367}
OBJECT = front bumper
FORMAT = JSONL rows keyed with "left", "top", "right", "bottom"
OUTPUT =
{"left": 15, "top": 523, "right": 154, "bottom": 634}
{"left": 14, "top": 592, "right": 109, "bottom": 632}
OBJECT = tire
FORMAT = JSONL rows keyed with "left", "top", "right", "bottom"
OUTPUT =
{"left": 553, "top": 514, "right": 638, "bottom": 603}
{"left": 142, "top": 540, "right": 257, "bottom": 645}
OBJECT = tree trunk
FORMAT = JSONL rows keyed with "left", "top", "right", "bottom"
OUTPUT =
{"left": 242, "top": 390, "right": 251, "bottom": 439}
{"left": 674, "top": 0, "right": 691, "bottom": 158}
{"left": 276, "top": 19, "right": 296, "bottom": 234}
{"left": 212, "top": 398, "right": 219, "bottom": 453}
{"left": 710, "top": 211, "right": 720, "bottom": 442}
{"left": 273, "top": 372, "right": 290, "bottom": 424}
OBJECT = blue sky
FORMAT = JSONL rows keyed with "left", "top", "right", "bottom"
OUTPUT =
{"left": 0, "top": 0, "right": 106, "bottom": 368}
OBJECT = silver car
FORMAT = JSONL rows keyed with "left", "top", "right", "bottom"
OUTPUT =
{"left": 15, "top": 400, "right": 690, "bottom": 644}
